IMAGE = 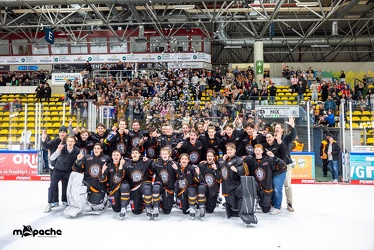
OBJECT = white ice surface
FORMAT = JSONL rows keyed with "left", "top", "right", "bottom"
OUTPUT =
{"left": 0, "top": 181, "right": 373, "bottom": 250}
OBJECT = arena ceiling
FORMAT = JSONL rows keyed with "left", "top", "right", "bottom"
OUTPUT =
{"left": 0, "top": 0, "right": 373, "bottom": 63}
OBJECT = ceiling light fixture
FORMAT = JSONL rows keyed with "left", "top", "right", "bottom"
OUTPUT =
{"left": 173, "top": 5, "right": 195, "bottom": 10}
{"left": 224, "top": 46, "right": 242, "bottom": 49}
{"left": 296, "top": 2, "right": 319, "bottom": 7}
{"left": 311, "top": 44, "right": 330, "bottom": 48}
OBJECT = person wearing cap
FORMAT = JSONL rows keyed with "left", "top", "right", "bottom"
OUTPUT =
{"left": 41, "top": 125, "right": 69, "bottom": 207}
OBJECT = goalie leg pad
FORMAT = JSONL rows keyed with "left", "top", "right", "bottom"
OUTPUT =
{"left": 238, "top": 176, "right": 258, "bottom": 224}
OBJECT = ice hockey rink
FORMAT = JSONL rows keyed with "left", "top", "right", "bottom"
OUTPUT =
{"left": 0, "top": 181, "right": 373, "bottom": 250}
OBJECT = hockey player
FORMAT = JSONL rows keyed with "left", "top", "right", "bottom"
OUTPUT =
{"left": 175, "top": 129, "right": 206, "bottom": 164}
{"left": 127, "top": 120, "right": 146, "bottom": 155}
{"left": 159, "top": 124, "right": 180, "bottom": 154}
{"left": 244, "top": 144, "right": 286, "bottom": 213}
{"left": 220, "top": 123, "right": 246, "bottom": 156}
{"left": 99, "top": 150, "right": 127, "bottom": 218}
{"left": 64, "top": 143, "right": 110, "bottom": 217}
{"left": 217, "top": 143, "right": 257, "bottom": 224}
{"left": 120, "top": 147, "right": 154, "bottom": 217}
{"left": 151, "top": 147, "right": 181, "bottom": 218}
{"left": 104, "top": 118, "right": 129, "bottom": 157}
{"left": 142, "top": 127, "right": 160, "bottom": 159}
{"left": 198, "top": 150, "right": 221, "bottom": 214}
{"left": 74, "top": 128, "right": 95, "bottom": 156}
{"left": 206, "top": 126, "right": 223, "bottom": 157}
{"left": 177, "top": 153, "right": 206, "bottom": 219}
{"left": 241, "top": 122, "right": 266, "bottom": 156}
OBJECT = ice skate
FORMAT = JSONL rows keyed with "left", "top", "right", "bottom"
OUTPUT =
{"left": 199, "top": 207, "right": 205, "bottom": 220}
{"left": 187, "top": 207, "right": 196, "bottom": 220}
{"left": 152, "top": 207, "right": 159, "bottom": 220}
{"left": 119, "top": 208, "right": 126, "bottom": 220}
{"left": 145, "top": 207, "right": 153, "bottom": 220}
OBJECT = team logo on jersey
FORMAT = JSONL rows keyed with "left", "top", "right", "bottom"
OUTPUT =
{"left": 255, "top": 168, "right": 265, "bottom": 181}
{"left": 221, "top": 166, "right": 228, "bottom": 180}
{"left": 113, "top": 174, "right": 122, "bottom": 184}
{"left": 131, "top": 137, "right": 141, "bottom": 147}
{"left": 189, "top": 151, "right": 200, "bottom": 164}
{"left": 178, "top": 178, "right": 188, "bottom": 189}
{"left": 116, "top": 143, "right": 126, "bottom": 154}
{"left": 131, "top": 170, "right": 143, "bottom": 182}
{"left": 89, "top": 164, "right": 100, "bottom": 178}
{"left": 235, "top": 137, "right": 240, "bottom": 141}
{"left": 147, "top": 147, "right": 156, "bottom": 158}
{"left": 246, "top": 145, "right": 254, "bottom": 155}
{"left": 205, "top": 174, "right": 215, "bottom": 187}
{"left": 160, "top": 170, "right": 169, "bottom": 183}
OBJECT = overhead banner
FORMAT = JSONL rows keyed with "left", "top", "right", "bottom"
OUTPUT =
{"left": 350, "top": 152, "right": 374, "bottom": 185}
{"left": 256, "top": 105, "right": 300, "bottom": 118}
{"left": 51, "top": 73, "right": 83, "bottom": 85}
{"left": 0, "top": 151, "right": 49, "bottom": 181}
{"left": 0, "top": 52, "right": 211, "bottom": 65}
{"left": 290, "top": 153, "right": 315, "bottom": 184}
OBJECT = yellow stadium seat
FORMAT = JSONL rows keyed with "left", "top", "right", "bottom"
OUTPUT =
{"left": 362, "top": 111, "right": 371, "bottom": 116}
{"left": 352, "top": 117, "right": 360, "bottom": 122}
{"left": 361, "top": 116, "right": 370, "bottom": 121}
{"left": 353, "top": 110, "right": 362, "bottom": 115}
{"left": 352, "top": 123, "right": 359, "bottom": 128}
{"left": 367, "top": 138, "right": 374, "bottom": 145}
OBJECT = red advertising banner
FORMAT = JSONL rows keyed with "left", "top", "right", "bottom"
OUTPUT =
{"left": 0, "top": 151, "right": 50, "bottom": 181}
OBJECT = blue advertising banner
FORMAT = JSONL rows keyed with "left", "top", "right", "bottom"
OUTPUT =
{"left": 350, "top": 152, "right": 374, "bottom": 184}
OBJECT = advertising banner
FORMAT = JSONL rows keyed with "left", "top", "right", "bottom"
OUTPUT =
{"left": 290, "top": 153, "right": 315, "bottom": 184}
{"left": 350, "top": 152, "right": 374, "bottom": 185}
{"left": 0, "top": 151, "right": 49, "bottom": 181}
{"left": 51, "top": 73, "right": 83, "bottom": 85}
{"left": 0, "top": 53, "right": 211, "bottom": 65}
{"left": 256, "top": 105, "right": 300, "bottom": 118}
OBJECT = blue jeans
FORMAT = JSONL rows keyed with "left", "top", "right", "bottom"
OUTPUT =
{"left": 328, "top": 160, "right": 339, "bottom": 180}
{"left": 269, "top": 96, "right": 275, "bottom": 104}
{"left": 272, "top": 172, "right": 286, "bottom": 210}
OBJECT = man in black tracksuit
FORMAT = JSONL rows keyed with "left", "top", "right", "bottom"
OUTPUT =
{"left": 41, "top": 125, "right": 69, "bottom": 206}
{"left": 44, "top": 135, "right": 80, "bottom": 213}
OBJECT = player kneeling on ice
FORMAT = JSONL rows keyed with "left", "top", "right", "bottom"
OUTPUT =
{"left": 177, "top": 153, "right": 206, "bottom": 220}
{"left": 218, "top": 143, "right": 258, "bottom": 225}
{"left": 198, "top": 150, "right": 221, "bottom": 214}
{"left": 151, "top": 147, "right": 181, "bottom": 219}
{"left": 117, "top": 147, "right": 154, "bottom": 219}
{"left": 64, "top": 143, "right": 110, "bottom": 218}
{"left": 98, "top": 150, "right": 128, "bottom": 219}
{"left": 243, "top": 144, "right": 286, "bottom": 213}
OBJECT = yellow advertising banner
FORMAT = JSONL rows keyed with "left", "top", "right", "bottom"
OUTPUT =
{"left": 290, "top": 153, "right": 315, "bottom": 182}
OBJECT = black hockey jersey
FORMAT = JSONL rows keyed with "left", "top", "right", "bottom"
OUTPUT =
{"left": 74, "top": 154, "right": 111, "bottom": 192}
{"left": 122, "top": 159, "right": 153, "bottom": 189}
{"left": 99, "top": 162, "right": 125, "bottom": 195}
{"left": 217, "top": 155, "right": 249, "bottom": 196}
{"left": 152, "top": 159, "right": 181, "bottom": 193}
{"left": 177, "top": 164, "right": 201, "bottom": 196}
{"left": 198, "top": 162, "right": 221, "bottom": 198}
